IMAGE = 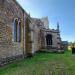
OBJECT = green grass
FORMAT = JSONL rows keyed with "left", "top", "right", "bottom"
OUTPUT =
{"left": 0, "top": 51, "right": 75, "bottom": 75}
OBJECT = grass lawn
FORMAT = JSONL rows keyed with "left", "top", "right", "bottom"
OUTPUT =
{"left": 0, "top": 51, "right": 75, "bottom": 75}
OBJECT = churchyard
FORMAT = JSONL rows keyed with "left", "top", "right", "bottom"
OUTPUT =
{"left": 0, "top": 50, "right": 75, "bottom": 75}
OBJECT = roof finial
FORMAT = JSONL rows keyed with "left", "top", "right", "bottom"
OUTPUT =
{"left": 29, "top": 12, "right": 30, "bottom": 17}
{"left": 57, "top": 21, "right": 59, "bottom": 31}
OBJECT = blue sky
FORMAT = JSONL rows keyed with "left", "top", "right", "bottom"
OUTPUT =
{"left": 17, "top": 0, "right": 75, "bottom": 42}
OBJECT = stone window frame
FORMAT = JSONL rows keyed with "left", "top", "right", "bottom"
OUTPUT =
{"left": 13, "top": 18, "right": 21, "bottom": 42}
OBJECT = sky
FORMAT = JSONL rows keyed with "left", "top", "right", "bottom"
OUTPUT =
{"left": 17, "top": 0, "right": 75, "bottom": 42}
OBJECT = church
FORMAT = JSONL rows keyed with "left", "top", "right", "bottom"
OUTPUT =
{"left": 0, "top": 0, "right": 62, "bottom": 65}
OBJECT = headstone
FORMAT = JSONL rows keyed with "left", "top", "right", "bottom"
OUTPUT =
{"left": 72, "top": 47, "right": 75, "bottom": 54}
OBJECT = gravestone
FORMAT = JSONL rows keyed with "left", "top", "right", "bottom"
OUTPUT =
{"left": 72, "top": 47, "right": 75, "bottom": 54}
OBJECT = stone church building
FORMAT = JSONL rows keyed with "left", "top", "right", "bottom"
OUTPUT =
{"left": 0, "top": 0, "right": 61, "bottom": 64}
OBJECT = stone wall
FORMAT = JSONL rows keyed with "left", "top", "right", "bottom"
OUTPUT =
{"left": 0, "top": 0, "right": 25, "bottom": 62}
{"left": 30, "top": 18, "right": 44, "bottom": 52}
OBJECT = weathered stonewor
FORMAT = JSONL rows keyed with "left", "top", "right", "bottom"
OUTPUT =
{"left": 0, "top": 0, "right": 63, "bottom": 66}
{"left": 0, "top": 0, "right": 35, "bottom": 66}
{"left": 0, "top": 0, "right": 27, "bottom": 66}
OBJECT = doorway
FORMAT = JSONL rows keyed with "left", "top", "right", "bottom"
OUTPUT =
{"left": 46, "top": 34, "right": 52, "bottom": 46}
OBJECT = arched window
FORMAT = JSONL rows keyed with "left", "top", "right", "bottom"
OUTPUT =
{"left": 13, "top": 18, "right": 18, "bottom": 42}
{"left": 17, "top": 19, "right": 21, "bottom": 42}
{"left": 13, "top": 18, "right": 21, "bottom": 42}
